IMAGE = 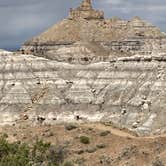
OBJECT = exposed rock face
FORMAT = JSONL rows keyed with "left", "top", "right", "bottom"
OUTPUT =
{"left": 22, "top": 1, "right": 166, "bottom": 57}
{"left": 39, "top": 41, "right": 125, "bottom": 64}
{"left": 0, "top": 51, "right": 166, "bottom": 136}
{"left": 69, "top": 0, "right": 104, "bottom": 20}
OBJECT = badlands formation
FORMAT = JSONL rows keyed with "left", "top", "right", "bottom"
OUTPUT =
{"left": 1, "top": 0, "right": 166, "bottom": 136}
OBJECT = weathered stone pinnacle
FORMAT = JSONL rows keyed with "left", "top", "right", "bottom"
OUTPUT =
{"left": 69, "top": 0, "right": 104, "bottom": 20}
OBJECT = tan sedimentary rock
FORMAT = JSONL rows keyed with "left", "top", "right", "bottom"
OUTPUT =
{"left": 22, "top": 1, "right": 166, "bottom": 57}
{"left": 69, "top": 0, "right": 104, "bottom": 20}
{"left": 0, "top": 51, "right": 166, "bottom": 136}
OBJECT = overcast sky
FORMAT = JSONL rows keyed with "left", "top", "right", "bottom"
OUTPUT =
{"left": 0, "top": 0, "right": 166, "bottom": 50}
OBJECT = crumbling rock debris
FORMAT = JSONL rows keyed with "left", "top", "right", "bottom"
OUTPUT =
{"left": 37, "top": 116, "right": 46, "bottom": 124}
{"left": 23, "top": 114, "right": 29, "bottom": 121}
{"left": 99, "top": 155, "right": 113, "bottom": 165}
{"left": 118, "top": 145, "right": 138, "bottom": 160}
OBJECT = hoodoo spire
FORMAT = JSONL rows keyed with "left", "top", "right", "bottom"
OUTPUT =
{"left": 69, "top": 0, "right": 104, "bottom": 20}
{"left": 80, "top": 0, "right": 92, "bottom": 10}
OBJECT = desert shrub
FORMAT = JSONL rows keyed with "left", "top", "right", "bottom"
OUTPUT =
{"left": 0, "top": 135, "right": 30, "bottom": 166}
{"left": 96, "top": 144, "right": 106, "bottom": 149}
{"left": 86, "top": 147, "right": 97, "bottom": 153}
{"left": 2, "top": 133, "right": 8, "bottom": 138}
{"left": 31, "top": 139, "right": 67, "bottom": 165}
{"left": 99, "top": 131, "right": 110, "bottom": 137}
{"left": 47, "top": 145, "right": 67, "bottom": 165}
{"left": 76, "top": 149, "right": 84, "bottom": 155}
{"left": 80, "top": 136, "right": 90, "bottom": 144}
{"left": 0, "top": 135, "right": 67, "bottom": 166}
{"left": 31, "top": 139, "right": 51, "bottom": 164}
{"left": 65, "top": 124, "right": 78, "bottom": 131}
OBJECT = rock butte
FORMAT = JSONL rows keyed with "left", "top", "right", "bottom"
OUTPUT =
{"left": 0, "top": 0, "right": 166, "bottom": 136}
{"left": 22, "top": 0, "right": 166, "bottom": 59}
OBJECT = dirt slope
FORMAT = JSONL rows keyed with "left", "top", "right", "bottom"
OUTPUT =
{"left": 0, "top": 122, "right": 165, "bottom": 166}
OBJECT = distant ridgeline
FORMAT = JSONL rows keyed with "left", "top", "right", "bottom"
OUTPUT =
{"left": 21, "top": 0, "right": 166, "bottom": 62}
{"left": 5, "top": 47, "right": 20, "bottom": 52}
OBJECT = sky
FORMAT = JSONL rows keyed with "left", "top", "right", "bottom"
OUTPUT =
{"left": 0, "top": 0, "right": 166, "bottom": 50}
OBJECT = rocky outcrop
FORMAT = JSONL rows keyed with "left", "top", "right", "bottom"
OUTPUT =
{"left": 69, "top": 0, "right": 104, "bottom": 20}
{"left": 22, "top": 1, "right": 166, "bottom": 56}
{"left": 0, "top": 51, "right": 166, "bottom": 136}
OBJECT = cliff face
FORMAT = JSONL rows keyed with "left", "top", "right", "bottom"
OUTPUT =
{"left": 22, "top": 16, "right": 166, "bottom": 56}
{"left": 0, "top": 51, "right": 166, "bottom": 136}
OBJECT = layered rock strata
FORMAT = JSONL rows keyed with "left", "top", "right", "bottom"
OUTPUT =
{"left": 0, "top": 51, "right": 166, "bottom": 136}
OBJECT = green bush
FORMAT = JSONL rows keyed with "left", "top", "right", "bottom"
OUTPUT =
{"left": 31, "top": 139, "right": 51, "bottom": 164}
{"left": 99, "top": 131, "right": 110, "bottom": 137}
{"left": 96, "top": 144, "right": 106, "bottom": 149}
{"left": 80, "top": 136, "right": 90, "bottom": 144}
{"left": 47, "top": 145, "right": 66, "bottom": 165}
{"left": 65, "top": 124, "right": 78, "bottom": 131}
{"left": 86, "top": 147, "right": 97, "bottom": 153}
{"left": 0, "top": 135, "right": 67, "bottom": 166}
{"left": 0, "top": 135, "right": 30, "bottom": 166}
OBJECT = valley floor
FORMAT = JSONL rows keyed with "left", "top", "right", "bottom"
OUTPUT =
{"left": 0, "top": 122, "right": 166, "bottom": 166}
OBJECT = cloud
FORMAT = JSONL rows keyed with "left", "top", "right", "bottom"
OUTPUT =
{"left": 0, "top": 0, "right": 166, "bottom": 49}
